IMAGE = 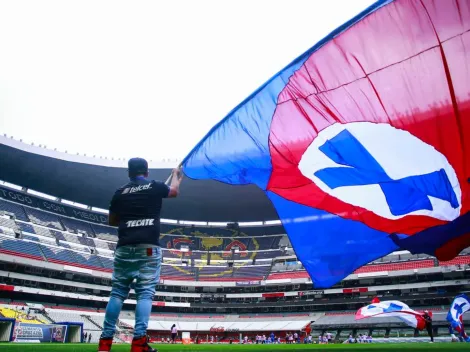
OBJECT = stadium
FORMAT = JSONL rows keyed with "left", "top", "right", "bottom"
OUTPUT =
{"left": 1, "top": 0, "right": 470, "bottom": 351}
{"left": 0, "top": 138, "right": 469, "bottom": 351}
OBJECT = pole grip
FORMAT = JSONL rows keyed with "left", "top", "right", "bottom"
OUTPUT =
{"left": 165, "top": 163, "right": 183, "bottom": 185}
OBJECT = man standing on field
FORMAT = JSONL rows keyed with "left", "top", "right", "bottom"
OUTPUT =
{"left": 98, "top": 158, "right": 183, "bottom": 352}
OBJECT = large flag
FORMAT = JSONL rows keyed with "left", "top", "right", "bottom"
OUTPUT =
{"left": 182, "top": 0, "right": 470, "bottom": 287}
{"left": 356, "top": 300, "right": 426, "bottom": 330}
{"left": 447, "top": 294, "right": 470, "bottom": 331}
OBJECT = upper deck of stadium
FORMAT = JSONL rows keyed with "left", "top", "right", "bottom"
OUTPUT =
{"left": 0, "top": 135, "right": 280, "bottom": 223}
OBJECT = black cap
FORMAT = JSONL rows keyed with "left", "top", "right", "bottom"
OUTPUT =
{"left": 128, "top": 157, "right": 148, "bottom": 176}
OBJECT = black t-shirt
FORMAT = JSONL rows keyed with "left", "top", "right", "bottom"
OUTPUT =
{"left": 109, "top": 177, "right": 169, "bottom": 247}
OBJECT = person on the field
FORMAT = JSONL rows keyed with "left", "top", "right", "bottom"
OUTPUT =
{"left": 170, "top": 324, "right": 178, "bottom": 344}
{"left": 423, "top": 310, "right": 434, "bottom": 343}
{"left": 98, "top": 158, "right": 183, "bottom": 352}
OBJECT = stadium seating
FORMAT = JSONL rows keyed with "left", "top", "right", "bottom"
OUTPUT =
{"left": 93, "top": 238, "right": 110, "bottom": 249}
{"left": 233, "top": 265, "right": 270, "bottom": 280}
{"left": 22, "top": 234, "right": 40, "bottom": 242}
{"left": 438, "top": 255, "right": 470, "bottom": 266}
{"left": 0, "top": 199, "right": 29, "bottom": 221}
{"left": 16, "top": 221, "right": 36, "bottom": 234}
{"left": 98, "top": 256, "right": 113, "bottom": 269}
{"left": 75, "top": 252, "right": 104, "bottom": 268}
{"left": 0, "top": 236, "right": 45, "bottom": 261}
{"left": 198, "top": 266, "right": 233, "bottom": 281}
{"left": 0, "top": 225, "right": 15, "bottom": 237}
{"left": 0, "top": 306, "right": 46, "bottom": 324}
{"left": 267, "top": 271, "right": 310, "bottom": 280}
{"left": 251, "top": 236, "right": 278, "bottom": 250}
{"left": 267, "top": 258, "right": 445, "bottom": 280}
{"left": 92, "top": 223, "right": 118, "bottom": 240}
{"left": 40, "top": 244, "right": 79, "bottom": 265}
{"left": 62, "top": 232, "right": 82, "bottom": 245}
{"left": 163, "top": 248, "right": 192, "bottom": 259}
{"left": 61, "top": 216, "right": 94, "bottom": 236}
{"left": 47, "top": 310, "right": 98, "bottom": 330}
{"left": 24, "top": 232, "right": 56, "bottom": 245}
{"left": 255, "top": 250, "right": 283, "bottom": 259}
{"left": 2, "top": 192, "right": 470, "bottom": 288}
{"left": 0, "top": 216, "right": 18, "bottom": 232}
{"left": 354, "top": 259, "right": 435, "bottom": 273}
{"left": 88, "top": 315, "right": 105, "bottom": 329}
{"left": 161, "top": 264, "right": 195, "bottom": 280}
{"left": 32, "top": 224, "right": 57, "bottom": 239}
{"left": 24, "top": 207, "right": 63, "bottom": 230}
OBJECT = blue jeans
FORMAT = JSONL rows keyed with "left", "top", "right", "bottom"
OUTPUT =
{"left": 101, "top": 245, "right": 162, "bottom": 339}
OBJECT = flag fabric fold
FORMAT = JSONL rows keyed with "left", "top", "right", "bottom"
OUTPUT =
{"left": 447, "top": 294, "right": 470, "bottom": 332}
{"left": 182, "top": 0, "right": 470, "bottom": 288}
{"left": 355, "top": 300, "right": 426, "bottom": 330}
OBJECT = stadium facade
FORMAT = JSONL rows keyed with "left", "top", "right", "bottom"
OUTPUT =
{"left": 0, "top": 135, "right": 469, "bottom": 344}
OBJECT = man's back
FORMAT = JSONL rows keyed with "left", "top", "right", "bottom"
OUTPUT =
{"left": 110, "top": 177, "right": 169, "bottom": 248}
{"left": 99, "top": 159, "right": 183, "bottom": 352}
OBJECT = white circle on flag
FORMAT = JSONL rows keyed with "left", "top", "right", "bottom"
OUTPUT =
{"left": 298, "top": 122, "right": 461, "bottom": 221}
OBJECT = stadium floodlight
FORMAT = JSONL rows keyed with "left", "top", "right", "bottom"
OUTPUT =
{"left": 179, "top": 220, "right": 207, "bottom": 226}
{"left": 264, "top": 220, "right": 282, "bottom": 225}
{"left": 27, "top": 189, "right": 56, "bottom": 200}
{"left": 0, "top": 181, "right": 22, "bottom": 190}
{"left": 238, "top": 221, "right": 263, "bottom": 227}
{"left": 61, "top": 199, "right": 88, "bottom": 209}
{"left": 91, "top": 207, "right": 109, "bottom": 214}
{"left": 208, "top": 222, "right": 228, "bottom": 227}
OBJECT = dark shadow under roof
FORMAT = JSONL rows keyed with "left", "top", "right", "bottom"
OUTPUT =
{"left": 0, "top": 143, "right": 280, "bottom": 222}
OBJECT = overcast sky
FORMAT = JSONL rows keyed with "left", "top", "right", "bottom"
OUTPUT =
{"left": 0, "top": 0, "right": 375, "bottom": 162}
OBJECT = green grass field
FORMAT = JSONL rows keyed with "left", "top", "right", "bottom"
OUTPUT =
{"left": 0, "top": 343, "right": 470, "bottom": 352}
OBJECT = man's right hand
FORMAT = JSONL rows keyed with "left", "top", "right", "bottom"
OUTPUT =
{"left": 172, "top": 167, "right": 183, "bottom": 181}
{"left": 168, "top": 167, "right": 183, "bottom": 198}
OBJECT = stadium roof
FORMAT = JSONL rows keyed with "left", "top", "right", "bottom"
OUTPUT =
{"left": 0, "top": 136, "right": 279, "bottom": 222}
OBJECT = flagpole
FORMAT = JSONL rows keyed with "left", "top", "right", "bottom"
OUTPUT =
{"left": 165, "top": 163, "right": 183, "bottom": 186}
{"left": 164, "top": 173, "right": 172, "bottom": 186}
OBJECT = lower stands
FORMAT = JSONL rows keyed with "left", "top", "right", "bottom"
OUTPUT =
{"left": 0, "top": 235, "right": 45, "bottom": 261}
{"left": 267, "top": 257, "right": 469, "bottom": 281}
{"left": 354, "top": 259, "right": 435, "bottom": 273}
